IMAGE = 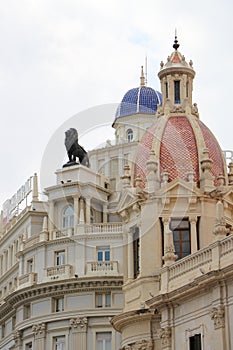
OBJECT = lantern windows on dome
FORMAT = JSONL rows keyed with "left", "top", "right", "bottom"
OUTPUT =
{"left": 174, "top": 80, "right": 181, "bottom": 104}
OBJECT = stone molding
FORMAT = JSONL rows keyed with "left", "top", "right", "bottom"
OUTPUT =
{"left": 32, "top": 323, "right": 47, "bottom": 338}
{"left": 70, "top": 316, "right": 88, "bottom": 332}
{"left": 210, "top": 305, "right": 225, "bottom": 329}
{"left": 121, "top": 339, "right": 153, "bottom": 350}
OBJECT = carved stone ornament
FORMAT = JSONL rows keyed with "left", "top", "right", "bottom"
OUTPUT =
{"left": 13, "top": 330, "right": 23, "bottom": 345}
{"left": 210, "top": 305, "right": 225, "bottom": 329}
{"left": 70, "top": 316, "right": 88, "bottom": 331}
{"left": 32, "top": 323, "right": 46, "bottom": 338}
{"left": 121, "top": 339, "right": 153, "bottom": 350}
{"left": 159, "top": 327, "right": 172, "bottom": 348}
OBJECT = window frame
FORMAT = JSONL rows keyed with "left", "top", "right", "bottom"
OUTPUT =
{"left": 95, "top": 293, "right": 111, "bottom": 308}
{"left": 53, "top": 335, "right": 66, "bottom": 350}
{"left": 174, "top": 80, "right": 181, "bottom": 104}
{"left": 55, "top": 250, "right": 66, "bottom": 266}
{"left": 62, "top": 205, "right": 74, "bottom": 229}
{"left": 126, "top": 129, "right": 133, "bottom": 142}
{"left": 96, "top": 246, "right": 110, "bottom": 262}
{"left": 189, "top": 333, "right": 202, "bottom": 350}
{"left": 170, "top": 218, "right": 191, "bottom": 260}
{"left": 96, "top": 332, "right": 112, "bottom": 350}
{"left": 53, "top": 296, "right": 65, "bottom": 313}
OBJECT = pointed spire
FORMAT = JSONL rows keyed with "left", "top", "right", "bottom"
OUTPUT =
{"left": 173, "top": 29, "right": 180, "bottom": 51}
{"left": 140, "top": 65, "right": 146, "bottom": 87}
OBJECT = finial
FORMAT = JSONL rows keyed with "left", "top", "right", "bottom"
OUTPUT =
{"left": 140, "top": 65, "right": 146, "bottom": 87}
{"left": 173, "top": 29, "right": 180, "bottom": 50}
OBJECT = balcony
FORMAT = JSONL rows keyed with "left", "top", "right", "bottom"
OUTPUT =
{"left": 18, "top": 272, "right": 37, "bottom": 289}
{"left": 52, "top": 228, "right": 74, "bottom": 240}
{"left": 85, "top": 223, "right": 123, "bottom": 234}
{"left": 160, "top": 234, "right": 233, "bottom": 294}
{"left": 44, "top": 264, "right": 73, "bottom": 282}
{"left": 86, "top": 261, "right": 119, "bottom": 276}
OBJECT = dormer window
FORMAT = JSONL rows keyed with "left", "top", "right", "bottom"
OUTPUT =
{"left": 174, "top": 80, "right": 180, "bottom": 104}
{"left": 127, "top": 129, "right": 133, "bottom": 142}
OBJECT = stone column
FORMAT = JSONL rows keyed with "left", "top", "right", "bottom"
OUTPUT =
{"left": 48, "top": 201, "right": 54, "bottom": 239}
{"left": 190, "top": 216, "right": 198, "bottom": 253}
{"left": 103, "top": 203, "right": 108, "bottom": 223}
{"left": 32, "top": 323, "right": 46, "bottom": 350}
{"left": 70, "top": 317, "right": 88, "bottom": 350}
{"left": 85, "top": 198, "right": 91, "bottom": 224}
{"left": 162, "top": 217, "right": 177, "bottom": 266}
{"left": 73, "top": 195, "right": 79, "bottom": 233}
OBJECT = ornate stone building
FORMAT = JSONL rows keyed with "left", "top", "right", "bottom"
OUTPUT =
{"left": 1, "top": 36, "right": 233, "bottom": 350}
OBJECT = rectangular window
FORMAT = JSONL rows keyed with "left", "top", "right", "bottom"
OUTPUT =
{"left": 186, "top": 81, "right": 189, "bottom": 97}
{"left": 165, "top": 82, "right": 168, "bottom": 98}
{"left": 170, "top": 218, "right": 191, "bottom": 260}
{"left": 96, "top": 332, "right": 112, "bottom": 350}
{"left": 23, "top": 304, "right": 31, "bottom": 320}
{"left": 97, "top": 247, "right": 110, "bottom": 261}
{"left": 55, "top": 251, "right": 65, "bottom": 266}
{"left": 96, "top": 293, "right": 111, "bottom": 308}
{"left": 53, "top": 336, "right": 65, "bottom": 350}
{"left": 190, "top": 334, "right": 202, "bottom": 350}
{"left": 26, "top": 343, "right": 33, "bottom": 350}
{"left": 27, "top": 258, "right": 33, "bottom": 273}
{"left": 174, "top": 80, "right": 180, "bottom": 104}
{"left": 133, "top": 227, "right": 140, "bottom": 279}
{"left": 54, "top": 297, "right": 64, "bottom": 312}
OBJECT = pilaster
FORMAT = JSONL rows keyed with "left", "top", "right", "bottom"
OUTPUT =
{"left": 70, "top": 317, "right": 88, "bottom": 350}
{"left": 32, "top": 323, "right": 46, "bottom": 350}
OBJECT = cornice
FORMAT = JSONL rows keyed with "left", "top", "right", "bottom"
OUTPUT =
{"left": 146, "top": 264, "right": 233, "bottom": 310}
{"left": 0, "top": 276, "right": 123, "bottom": 320}
{"left": 111, "top": 308, "right": 155, "bottom": 332}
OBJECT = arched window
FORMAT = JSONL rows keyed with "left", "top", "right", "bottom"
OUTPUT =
{"left": 62, "top": 205, "right": 74, "bottom": 228}
{"left": 127, "top": 129, "right": 133, "bottom": 142}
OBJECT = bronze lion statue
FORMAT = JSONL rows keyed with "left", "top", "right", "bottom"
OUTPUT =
{"left": 64, "top": 128, "right": 90, "bottom": 167}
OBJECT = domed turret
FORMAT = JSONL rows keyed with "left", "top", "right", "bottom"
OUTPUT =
{"left": 133, "top": 37, "right": 227, "bottom": 188}
{"left": 114, "top": 66, "right": 162, "bottom": 119}
{"left": 113, "top": 66, "right": 162, "bottom": 145}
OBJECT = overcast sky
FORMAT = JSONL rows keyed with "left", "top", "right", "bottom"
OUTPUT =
{"left": 0, "top": 0, "right": 233, "bottom": 205}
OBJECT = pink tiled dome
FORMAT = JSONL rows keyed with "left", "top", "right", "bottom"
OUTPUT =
{"left": 134, "top": 115, "right": 226, "bottom": 187}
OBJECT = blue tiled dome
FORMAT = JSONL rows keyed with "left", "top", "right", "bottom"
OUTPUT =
{"left": 115, "top": 86, "right": 162, "bottom": 118}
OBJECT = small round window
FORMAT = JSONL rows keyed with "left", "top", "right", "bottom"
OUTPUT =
{"left": 127, "top": 129, "right": 133, "bottom": 142}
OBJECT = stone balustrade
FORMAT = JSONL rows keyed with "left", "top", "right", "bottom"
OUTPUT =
{"left": 86, "top": 261, "right": 119, "bottom": 275}
{"left": 44, "top": 264, "right": 73, "bottom": 281}
{"left": 85, "top": 223, "right": 123, "bottom": 234}
{"left": 18, "top": 272, "right": 37, "bottom": 288}
{"left": 161, "top": 235, "right": 233, "bottom": 293}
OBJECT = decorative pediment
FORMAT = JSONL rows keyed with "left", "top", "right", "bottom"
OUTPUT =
{"left": 158, "top": 178, "right": 201, "bottom": 199}
{"left": 116, "top": 189, "right": 139, "bottom": 213}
